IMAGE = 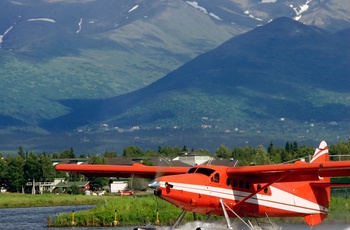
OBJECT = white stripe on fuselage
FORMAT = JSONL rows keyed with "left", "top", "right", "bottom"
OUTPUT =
{"left": 160, "top": 182, "right": 328, "bottom": 215}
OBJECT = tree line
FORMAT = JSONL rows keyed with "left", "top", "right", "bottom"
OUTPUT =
{"left": 0, "top": 139, "right": 349, "bottom": 193}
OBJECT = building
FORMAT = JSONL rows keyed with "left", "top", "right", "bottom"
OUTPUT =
{"left": 54, "top": 181, "right": 90, "bottom": 193}
{"left": 26, "top": 178, "right": 65, "bottom": 193}
{"left": 110, "top": 181, "right": 128, "bottom": 193}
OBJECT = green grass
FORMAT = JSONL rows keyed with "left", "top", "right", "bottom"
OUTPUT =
{"left": 0, "top": 193, "right": 116, "bottom": 209}
{"left": 50, "top": 194, "right": 211, "bottom": 227}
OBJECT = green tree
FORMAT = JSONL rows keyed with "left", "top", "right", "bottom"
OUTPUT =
{"left": 294, "top": 145, "right": 314, "bottom": 161}
{"left": 52, "top": 152, "right": 60, "bottom": 159}
{"left": 24, "top": 152, "right": 42, "bottom": 182}
{"left": 123, "top": 146, "right": 143, "bottom": 157}
{"left": 280, "top": 149, "right": 293, "bottom": 163}
{"left": 104, "top": 150, "right": 117, "bottom": 158}
{"left": 268, "top": 146, "right": 284, "bottom": 163}
{"left": 267, "top": 142, "right": 274, "bottom": 154}
{"left": 18, "top": 146, "right": 25, "bottom": 159}
{"left": 6, "top": 155, "right": 25, "bottom": 192}
{"left": 88, "top": 155, "right": 109, "bottom": 191}
{"left": 232, "top": 146, "right": 256, "bottom": 166}
{"left": 330, "top": 139, "right": 350, "bottom": 157}
{"left": 68, "top": 185, "right": 82, "bottom": 195}
{"left": 141, "top": 158, "right": 153, "bottom": 166}
{"left": 144, "top": 149, "right": 157, "bottom": 157}
{"left": 285, "top": 141, "right": 291, "bottom": 152}
{"left": 157, "top": 146, "right": 182, "bottom": 157}
{"left": 291, "top": 141, "right": 298, "bottom": 153}
{"left": 88, "top": 155, "right": 107, "bottom": 164}
{"left": 60, "top": 148, "right": 75, "bottom": 158}
{"left": 0, "top": 154, "right": 8, "bottom": 188}
{"left": 252, "top": 145, "right": 272, "bottom": 165}
{"left": 214, "top": 145, "right": 231, "bottom": 159}
{"left": 40, "top": 154, "right": 56, "bottom": 181}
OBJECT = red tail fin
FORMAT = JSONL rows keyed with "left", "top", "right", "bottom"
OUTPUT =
{"left": 310, "top": 140, "right": 329, "bottom": 163}
{"left": 304, "top": 141, "right": 330, "bottom": 226}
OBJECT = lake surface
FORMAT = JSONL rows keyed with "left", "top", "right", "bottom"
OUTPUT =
{"left": 0, "top": 205, "right": 349, "bottom": 230}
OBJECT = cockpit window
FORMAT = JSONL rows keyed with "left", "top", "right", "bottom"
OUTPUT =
{"left": 194, "top": 167, "right": 215, "bottom": 177}
{"left": 211, "top": 173, "right": 220, "bottom": 183}
{"left": 187, "top": 167, "right": 215, "bottom": 177}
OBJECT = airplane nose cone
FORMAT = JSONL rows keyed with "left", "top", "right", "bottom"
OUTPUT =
{"left": 148, "top": 180, "right": 160, "bottom": 190}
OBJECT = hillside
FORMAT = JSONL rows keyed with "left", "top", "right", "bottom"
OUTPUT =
{"left": 1, "top": 0, "right": 350, "bottom": 129}
{"left": 39, "top": 18, "right": 350, "bottom": 153}
{"left": 0, "top": 1, "right": 349, "bottom": 153}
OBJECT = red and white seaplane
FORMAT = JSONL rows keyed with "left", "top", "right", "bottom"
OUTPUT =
{"left": 56, "top": 141, "right": 350, "bottom": 229}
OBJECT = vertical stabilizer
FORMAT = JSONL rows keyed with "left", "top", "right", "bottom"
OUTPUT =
{"left": 310, "top": 141, "right": 329, "bottom": 163}
{"left": 304, "top": 141, "right": 330, "bottom": 226}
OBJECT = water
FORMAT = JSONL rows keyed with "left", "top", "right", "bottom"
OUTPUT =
{"left": 0, "top": 206, "right": 349, "bottom": 230}
{"left": 0, "top": 205, "right": 129, "bottom": 230}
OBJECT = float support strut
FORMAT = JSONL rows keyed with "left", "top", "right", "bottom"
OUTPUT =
{"left": 171, "top": 209, "right": 187, "bottom": 230}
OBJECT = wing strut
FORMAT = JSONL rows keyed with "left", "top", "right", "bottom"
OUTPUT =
{"left": 220, "top": 199, "right": 253, "bottom": 229}
{"left": 170, "top": 210, "right": 187, "bottom": 230}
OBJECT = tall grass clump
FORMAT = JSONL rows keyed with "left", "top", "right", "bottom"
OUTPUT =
{"left": 51, "top": 195, "right": 210, "bottom": 227}
{"left": 326, "top": 197, "right": 350, "bottom": 223}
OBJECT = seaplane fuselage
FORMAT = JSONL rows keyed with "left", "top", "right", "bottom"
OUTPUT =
{"left": 153, "top": 164, "right": 328, "bottom": 223}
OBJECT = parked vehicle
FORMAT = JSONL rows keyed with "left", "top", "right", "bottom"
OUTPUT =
{"left": 119, "top": 189, "right": 133, "bottom": 196}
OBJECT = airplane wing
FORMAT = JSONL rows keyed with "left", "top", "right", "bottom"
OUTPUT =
{"left": 226, "top": 160, "right": 350, "bottom": 185}
{"left": 55, "top": 163, "right": 190, "bottom": 179}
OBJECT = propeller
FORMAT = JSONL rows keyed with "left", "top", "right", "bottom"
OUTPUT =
{"left": 154, "top": 156, "right": 173, "bottom": 179}
{"left": 148, "top": 180, "right": 160, "bottom": 190}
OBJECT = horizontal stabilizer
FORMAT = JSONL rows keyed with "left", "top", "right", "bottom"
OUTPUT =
{"left": 310, "top": 182, "right": 350, "bottom": 188}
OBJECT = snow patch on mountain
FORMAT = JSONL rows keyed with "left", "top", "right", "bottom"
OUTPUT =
{"left": 186, "top": 1, "right": 208, "bottom": 14}
{"left": 186, "top": 1, "right": 222, "bottom": 21}
{"left": 27, "top": 18, "right": 56, "bottom": 23}
{"left": 43, "top": 0, "right": 95, "bottom": 3}
{"left": 261, "top": 0, "right": 278, "bottom": 3}
{"left": 0, "top": 25, "right": 14, "bottom": 48}
{"left": 76, "top": 18, "right": 83, "bottom": 33}
{"left": 10, "top": 1, "right": 24, "bottom": 5}
{"left": 294, "top": 15, "right": 302, "bottom": 21}
{"left": 244, "top": 10, "right": 263, "bottom": 21}
{"left": 128, "top": 5, "right": 139, "bottom": 13}
{"left": 290, "top": 0, "right": 313, "bottom": 19}
{"left": 209, "top": 12, "right": 222, "bottom": 21}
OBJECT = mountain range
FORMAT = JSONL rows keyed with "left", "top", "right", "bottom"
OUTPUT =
{"left": 42, "top": 17, "right": 350, "bottom": 143}
{"left": 0, "top": 0, "right": 349, "bottom": 153}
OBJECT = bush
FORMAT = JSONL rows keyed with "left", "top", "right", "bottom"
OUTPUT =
{"left": 67, "top": 185, "right": 82, "bottom": 195}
